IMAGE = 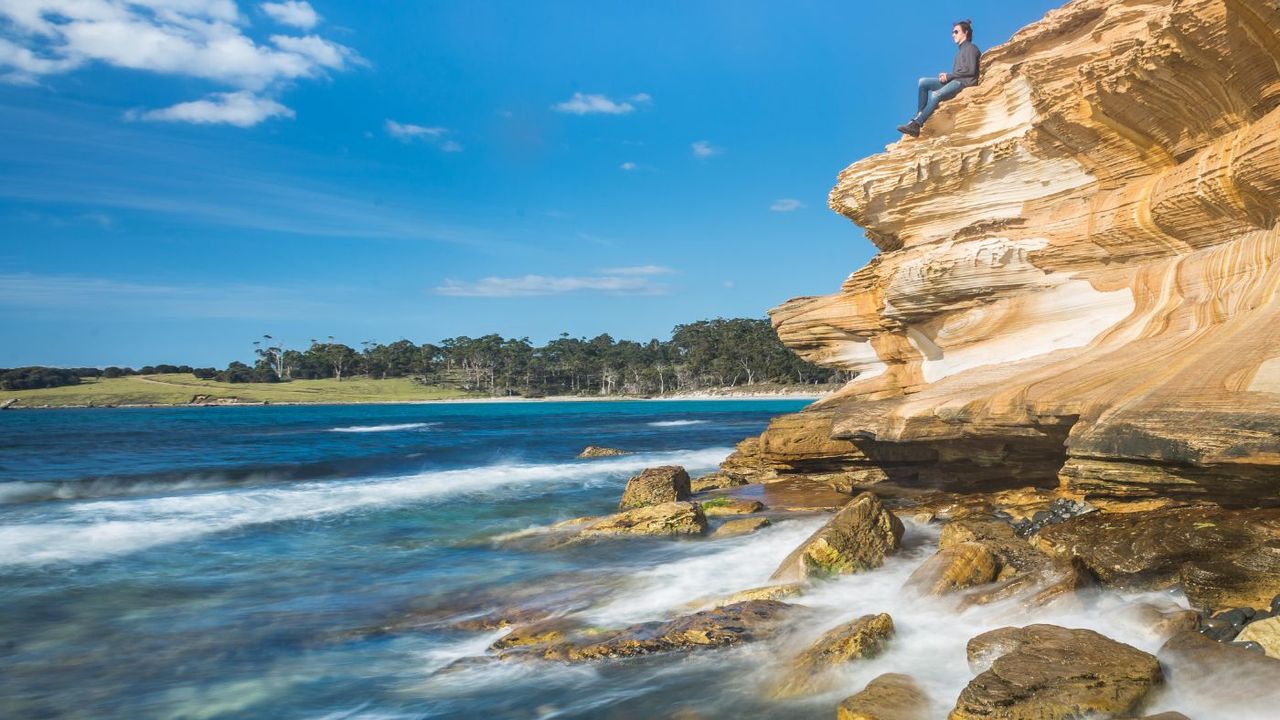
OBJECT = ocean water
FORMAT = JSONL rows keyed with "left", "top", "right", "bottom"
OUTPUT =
{"left": 0, "top": 401, "right": 1272, "bottom": 719}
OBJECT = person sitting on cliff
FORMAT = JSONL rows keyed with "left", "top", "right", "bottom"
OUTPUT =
{"left": 897, "top": 20, "right": 981, "bottom": 138}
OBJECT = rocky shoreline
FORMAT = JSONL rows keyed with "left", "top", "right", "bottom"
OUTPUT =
{"left": 421, "top": 454, "right": 1280, "bottom": 718}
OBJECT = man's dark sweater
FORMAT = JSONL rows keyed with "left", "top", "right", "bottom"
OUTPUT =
{"left": 951, "top": 40, "right": 982, "bottom": 87}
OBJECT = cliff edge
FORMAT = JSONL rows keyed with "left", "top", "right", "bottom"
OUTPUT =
{"left": 729, "top": 0, "right": 1280, "bottom": 507}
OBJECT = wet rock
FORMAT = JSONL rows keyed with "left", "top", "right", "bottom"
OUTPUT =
{"left": 1130, "top": 602, "right": 1200, "bottom": 640}
{"left": 577, "top": 445, "right": 629, "bottom": 458}
{"left": 1009, "top": 498, "right": 1095, "bottom": 536}
{"left": 489, "top": 619, "right": 579, "bottom": 652}
{"left": 1235, "top": 616, "right": 1280, "bottom": 659}
{"left": 690, "top": 471, "right": 747, "bottom": 492}
{"left": 718, "top": 582, "right": 806, "bottom": 605}
{"left": 1128, "top": 714, "right": 1192, "bottom": 720}
{"left": 953, "top": 625, "right": 1162, "bottom": 720}
{"left": 618, "top": 465, "right": 692, "bottom": 510}
{"left": 770, "top": 492, "right": 904, "bottom": 581}
{"left": 711, "top": 517, "right": 772, "bottom": 539}
{"left": 1032, "top": 506, "right": 1280, "bottom": 609}
{"left": 572, "top": 501, "right": 707, "bottom": 540}
{"left": 904, "top": 542, "right": 998, "bottom": 596}
{"left": 1197, "top": 615, "right": 1240, "bottom": 642}
{"left": 772, "top": 613, "right": 895, "bottom": 698}
{"left": 836, "top": 672, "right": 930, "bottom": 720}
{"left": 539, "top": 600, "right": 796, "bottom": 662}
{"left": 1159, "top": 630, "right": 1280, "bottom": 711}
{"left": 699, "top": 497, "right": 764, "bottom": 517}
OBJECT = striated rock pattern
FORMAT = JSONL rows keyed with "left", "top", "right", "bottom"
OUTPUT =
{"left": 727, "top": 0, "right": 1280, "bottom": 507}
{"left": 905, "top": 542, "right": 999, "bottom": 596}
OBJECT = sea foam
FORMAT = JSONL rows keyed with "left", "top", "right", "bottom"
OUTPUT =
{"left": 328, "top": 422, "right": 439, "bottom": 433}
{"left": 0, "top": 447, "right": 732, "bottom": 568}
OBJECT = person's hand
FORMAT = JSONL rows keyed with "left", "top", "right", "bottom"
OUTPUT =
{"left": 938, "top": 72, "right": 948, "bottom": 83}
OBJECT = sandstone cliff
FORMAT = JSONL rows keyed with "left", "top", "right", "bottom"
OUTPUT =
{"left": 731, "top": 0, "right": 1280, "bottom": 506}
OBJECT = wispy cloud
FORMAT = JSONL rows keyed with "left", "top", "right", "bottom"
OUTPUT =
{"left": 134, "top": 92, "right": 295, "bottom": 128}
{"left": 620, "top": 162, "right": 637, "bottom": 171}
{"left": 552, "top": 92, "right": 651, "bottom": 115}
{"left": 260, "top": 1, "right": 321, "bottom": 30}
{"left": 692, "top": 140, "right": 722, "bottom": 158}
{"left": 770, "top": 198, "right": 804, "bottom": 212}
{"left": 435, "top": 267, "right": 674, "bottom": 297}
{"left": 385, "top": 120, "right": 462, "bottom": 151}
{"left": 385, "top": 120, "right": 447, "bottom": 141}
{"left": 0, "top": 1, "right": 359, "bottom": 126}
{"left": 597, "top": 265, "right": 675, "bottom": 276}
{"left": 0, "top": 272, "right": 334, "bottom": 320}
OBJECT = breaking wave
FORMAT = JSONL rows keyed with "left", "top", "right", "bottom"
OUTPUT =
{"left": 0, "top": 447, "right": 731, "bottom": 568}
{"left": 646, "top": 420, "right": 708, "bottom": 427}
{"left": 328, "top": 422, "right": 440, "bottom": 433}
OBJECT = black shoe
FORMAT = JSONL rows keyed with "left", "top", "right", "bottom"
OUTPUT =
{"left": 896, "top": 121, "right": 921, "bottom": 137}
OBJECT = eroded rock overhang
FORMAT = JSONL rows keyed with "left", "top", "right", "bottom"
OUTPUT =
{"left": 737, "top": 0, "right": 1280, "bottom": 507}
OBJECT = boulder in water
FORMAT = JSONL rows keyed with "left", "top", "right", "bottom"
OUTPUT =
{"left": 837, "top": 673, "right": 930, "bottom": 720}
{"left": 904, "top": 541, "right": 998, "bottom": 596}
{"left": 577, "top": 445, "right": 629, "bottom": 458}
{"left": 573, "top": 501, "right": 707, "bottom": 540}
{"left": 772, "top": 613, "right": 894, "bottom": 697}
{"left": 690, "top": 471, "right": 747, "bottom": 492}
{"left": 618, "top": 465, "right": 691, "bottom": 509}
{"left": 711, "top": 517, "right": 771, "bottom": 539}
{"left": 954, "top": 624, "right": 1162, "bottom": 720}
{"left": 539, "top": 599, "right": 796, "bottom": 662}
{"left": 770, "top": 492, "right": 903, "bottom": 581}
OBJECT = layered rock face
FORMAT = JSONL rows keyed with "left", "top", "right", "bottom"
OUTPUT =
{"left": 735, "top": 0, "right": 1280, "bottom": 506}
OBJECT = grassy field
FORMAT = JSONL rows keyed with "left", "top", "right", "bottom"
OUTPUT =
{"left": 1, "top": 374, "right": 476, "bottom": 407}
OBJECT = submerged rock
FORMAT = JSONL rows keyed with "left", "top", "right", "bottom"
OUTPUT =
{"left": 572, "top": 501, "right": 707, "bottom": 540}
{"left": 577, "top": 445, "right": 629, "bottom": 458}
{"left": 837, "top": 673, "right": 930, "bottom": 720}
{"left": 538, "top": 600, "right": 796, "bottom": 662}
{"left": 711, "top": 517, "right": 771, "bottom": 539}
{"left": 954, "top": 624, "right": 1162, "bottom": 720}
{"left": 770, "top": 492, "right": 904, "bottom": 581}
{"left": 618, "top": 465, "right": 691, "bottom": 510}
{"left": 772, "top": 613, "right": 894, "bottom": 698}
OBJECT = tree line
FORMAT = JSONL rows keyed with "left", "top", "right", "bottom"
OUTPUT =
{"left": 2, "top": 318, "right": 848, "bottom": 396}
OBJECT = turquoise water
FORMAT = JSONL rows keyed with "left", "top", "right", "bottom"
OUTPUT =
{"left": 0, "top": 400, "right": 816, "bottom": 718}
{"left": 3, "top": 401, "right": 1267, "bottom": 719}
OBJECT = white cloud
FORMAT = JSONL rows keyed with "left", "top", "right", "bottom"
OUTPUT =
{"left": 597, "top": 265, "right": 674, "bottom": 276}
{"left": 552, "top": 92, "right": 648, "bottom": 115}
{"left": 260, "top": 1, "right": 320, "bottom": 30}
{"left": 0, "top": 1, "right": 358, "bottom": 123}
{"left": 135, "top": 91, "right": 295, "bottom": 127}
{"left": 385, "top": 119, "right": 447, "bottom": 141}
{"left": 435, "top": 269, "right": 672, "bottom": 297}
{"left": 385, "top": 120, "right": 461, "bottom": 151}
{"left": 691, "top": 140, "right": 722, "bottom": 158}
{"left": 770, "top": 198, "right": 804, "bottom": 212}
{"left": 620, "top": 161, "right": 636, "bottom": 171}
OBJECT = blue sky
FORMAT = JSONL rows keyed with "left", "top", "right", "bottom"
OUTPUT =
{"left": 0, "top": 0, "right": 1063, "bottom": 367}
